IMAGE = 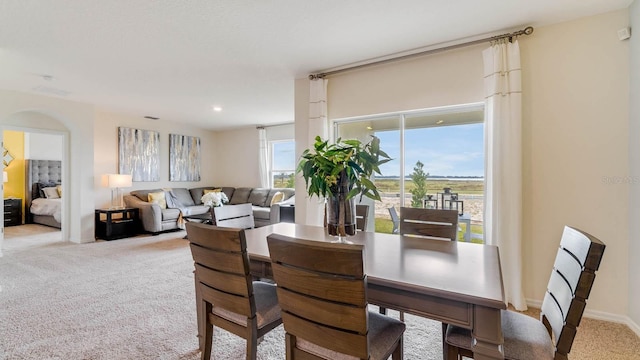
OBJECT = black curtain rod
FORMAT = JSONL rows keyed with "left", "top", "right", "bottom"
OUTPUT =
{"left": 309, "top": 26, "right": 534, "bottom": 80}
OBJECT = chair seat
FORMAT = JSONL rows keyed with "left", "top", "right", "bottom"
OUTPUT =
{"left": 297, "top": 311, "right": 406, "bottom": 360}
{"left": 445, "top": 310, "right": 554, "bottom": 360}
{"left": 212, "top": 281, "right": 280, "bottom": 329}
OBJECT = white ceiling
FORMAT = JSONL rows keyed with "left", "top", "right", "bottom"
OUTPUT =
{"left": 0, "top": 0, "right": 631, "bottom": 130}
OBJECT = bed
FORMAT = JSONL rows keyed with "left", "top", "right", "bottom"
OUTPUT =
{"left": 25, "top": 159, "right": 62, "bottom": 229}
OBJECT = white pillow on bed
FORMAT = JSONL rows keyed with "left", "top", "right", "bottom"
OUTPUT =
{"left": 42, "top": 187, "right": 60, "bottom": 199}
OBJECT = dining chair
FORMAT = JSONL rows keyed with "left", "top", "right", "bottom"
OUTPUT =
{"left": 213, "top": 203, "right": 255, "bottom": 229}
{"left": 356, "top": 204, "right": 369, "bottom": 232}
{"left": 388, "top": 206, "right": 400, "bottom": 234}
{"left": 444, "top": 226, "right": 606, "bottom": 360}
{"left": 186, "top": 222, "right": 282, "bottom": 360}
{"left": 267, "top": 233, "right": 406, "bottom": 360}
{"left": 393, "top": 207, "right": 458, "bottom": 324}
{"left": 399, "top": 207, "right": 459, "bottom": 240}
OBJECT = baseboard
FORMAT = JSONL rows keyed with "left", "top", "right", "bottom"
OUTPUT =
{"left": 526, "top": 299, "right": 640, "bottom": 338}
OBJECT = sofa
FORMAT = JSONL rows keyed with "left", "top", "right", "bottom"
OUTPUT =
{"left": 123, "top": 186, "right": 295, "bottom": 234}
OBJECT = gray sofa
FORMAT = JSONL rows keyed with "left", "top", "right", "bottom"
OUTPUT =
{"left": 123, "top": 186, "right": 294, "bottom": 234}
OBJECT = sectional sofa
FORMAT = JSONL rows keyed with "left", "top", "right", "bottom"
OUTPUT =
{"left": 123, "top": 186, "right": 294, "bottom": 234}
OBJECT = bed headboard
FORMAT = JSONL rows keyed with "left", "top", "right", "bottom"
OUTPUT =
{"left": 24, "top": 159, "right": 62, "bottom": 222}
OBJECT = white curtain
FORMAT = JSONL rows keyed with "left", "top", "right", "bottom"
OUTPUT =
{"left": 258, "top": 127, "right": 270, "bottom": 187}
{"left": 305, "top": 78, "right": 329, "bottom": 226}
{"left": 483, "top": 39, "right": 527, "bottom": 311}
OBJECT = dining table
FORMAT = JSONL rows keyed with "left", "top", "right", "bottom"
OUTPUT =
{"left": 196, "top": 222, "right": 507, "bottom": 359}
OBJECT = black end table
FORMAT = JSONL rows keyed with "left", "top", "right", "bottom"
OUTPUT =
{"left": 95, "top": 208, "right": 139, "bottom": 240}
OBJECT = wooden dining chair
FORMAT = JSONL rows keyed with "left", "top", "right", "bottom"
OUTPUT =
{"left": 393, "top": 208, "right": 459, "bottom": 323}
{"left": 267, "top": 233, "right": 406, "bottom": 360}
{"left": 444, "top": 226, "right": 606, "bottom": 360}
{"left": 186, "top": 222, "right": 282, "bottom": 360}
{"left": 356, "top": 204, "right": 369, "bottom": 232}
{"left": 213, "top": 203, "right": 255, "bottom": 229}
{"left": 399, "top": 207, "right": 459, "bottom": 240}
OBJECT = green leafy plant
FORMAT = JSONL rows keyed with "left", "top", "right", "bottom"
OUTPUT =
{"left": 297, "top": 135, "right": 391, "bottom": 201}
{"left": 410, "top": 160, "right": 429, "bottom": 207}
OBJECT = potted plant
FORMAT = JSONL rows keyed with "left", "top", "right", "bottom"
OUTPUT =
{"left": 297, "top": 135, "right": 391, "bottom": 237}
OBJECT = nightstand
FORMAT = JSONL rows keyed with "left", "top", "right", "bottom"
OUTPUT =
{"left": 95, "top": 208, "right": 140, "bottom": 240}
{"left": 4, "top": 198, "right": 22, "bottom": 227}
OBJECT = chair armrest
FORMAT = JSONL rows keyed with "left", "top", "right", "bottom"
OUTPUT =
{"left": 124, "top": 195, "right": 163, "bottom": 233}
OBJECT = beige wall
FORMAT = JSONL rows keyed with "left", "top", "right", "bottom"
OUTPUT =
{"left": 321, "top": 10, "right": 630, "bottom": 319}
{"left": 628, "top": 0, "right": 639, "bottom": 329}
{"left": 521, "top": 10, "right": 629, "bottom": 318}
{"left": 211, "top": 126, "right": 261, "bottom": 187}
{"left": 94, "top": 110, "right": 219, "bottom": 209}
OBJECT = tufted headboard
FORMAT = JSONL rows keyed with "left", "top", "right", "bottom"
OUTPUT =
{"left": 24, "top": 159, "right": 62, "bottom": 221}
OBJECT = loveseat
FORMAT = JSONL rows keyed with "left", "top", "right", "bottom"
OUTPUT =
{"left": 123, "top": 186, "right": 294, "bottom": 234}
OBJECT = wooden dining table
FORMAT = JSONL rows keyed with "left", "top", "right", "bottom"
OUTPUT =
{"left": 239, "top": 222, "right": 507, "bottom": 360}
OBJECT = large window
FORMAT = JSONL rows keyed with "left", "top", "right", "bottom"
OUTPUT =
{"left": 335, "top": 103, "right": 485, "bottom": 242}
{"left": 270, "top": 140, "right": 295, "bottom": 188}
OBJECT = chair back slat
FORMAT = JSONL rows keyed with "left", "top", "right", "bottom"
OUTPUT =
{"left": 214, "top": 203, "right": 255, "bottom": 229}
{"left": 267, "top": 233, "right": 369, "bottom": 359}
{"left": 187, "top": 222, "right": 246, "bottom": 252}
{"left": 277, "top": 287, "right": 367, "bottom": 333}
{"left": 271, "top": 262, "right": 366, "bottom": 306}
{"left": 200, "top": 282, "right": 253, "bottom": 318}
{"left": 268, "top": 234, "right": 364, "bottom": 277}
{"left": 400, "top": 207, "right": 459, "bottom": 241}
{"left": 190, "top": 243, "right": 247, "bottom": 275}
{"left": 281, "top": 312, "right": 368, "bottom": 359}
{"left": 195, "top": 263, "right": 250, "bottom": 297}
{"left": 356, "top": 204, "right": 369, "bottom": 232}
{"left": 540, "top": 226, "right": 606, "bottom": 358}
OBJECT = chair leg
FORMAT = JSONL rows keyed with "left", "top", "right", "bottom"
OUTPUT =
{"left": 442, "top": 322, "right": 448, "bottom": 360}
{"left": 246, "top": 319, "right": 258, "bottom": 360}
{"left": 202, "top": 303, "right": 213, "bottom": 360}
{"left": 400, "top": 311, "right": 405, "bottom": 322}
{"left": 392, "top": 335, "right": 404, "bottom": 360}
{"left": 285, "top": 333, "right": 296, "bottom": 360}
{"left": 379, "top": 306, "right": 388, "bottom": 315}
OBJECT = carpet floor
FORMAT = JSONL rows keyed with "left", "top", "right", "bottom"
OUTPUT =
{"left": 1, "top": 225, "right": 638, "bottom": 359}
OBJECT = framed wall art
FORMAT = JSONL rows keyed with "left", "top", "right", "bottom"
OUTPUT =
{"left": 169, "top": 133, "right": 201, "bottom": 181}
{"left": 118, "top": 127, "right": 160, "bottom": 182}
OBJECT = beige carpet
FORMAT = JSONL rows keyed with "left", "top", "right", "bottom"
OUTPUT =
{"left": 1, "top": 225, "right": 638, "bottom": 359}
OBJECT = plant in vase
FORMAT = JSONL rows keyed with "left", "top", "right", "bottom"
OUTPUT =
{"left": 297, "top": 135, "right": 391, "bottom": 237}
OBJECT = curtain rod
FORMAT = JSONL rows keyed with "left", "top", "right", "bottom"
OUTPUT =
{"left": 309, "top": 26, "right": 533, "bottom": 80}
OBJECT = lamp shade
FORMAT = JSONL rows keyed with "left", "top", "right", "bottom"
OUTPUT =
{"left": 105, "top": 174, "right": 132, "bottom": 188}
{"left": 3, "top": 171, "right": 7, "bottom": 183}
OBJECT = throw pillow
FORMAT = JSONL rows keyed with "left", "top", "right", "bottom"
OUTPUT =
{"left": 270, "top": 191, "right": 284, "bottom": 206}
{"left": 42, "top": 187, "right": 60, "bottom": 199}
{"left": 56, "top": 185, "right": 62, "bottom": 197}
{"left": 203, "top": 188, "right": 222, "bottom": 194}
{"left": 148, "top": 191, "right": 167, "bottom": 209}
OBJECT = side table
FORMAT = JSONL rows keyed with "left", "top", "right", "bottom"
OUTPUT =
{"left": 4, "top": 198, "right": 23, "bottom": 227}
{"left": 279, "top": 204, "right": 295, "bottom": 223}
{"left": 95, "top": 208, "right": 140, "bottom": 240}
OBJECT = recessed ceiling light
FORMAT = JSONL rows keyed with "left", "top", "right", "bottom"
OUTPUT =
{"left": 436, "top": 120, "right": 444, "bottom": 125}
{"left": 366, "top": 126, "right": 373, "bottom": 130}
{"left": 213, "top": 106, "right": 222, "bottom": 112}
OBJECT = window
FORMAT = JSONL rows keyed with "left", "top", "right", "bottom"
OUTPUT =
{"left": 270, "top": 140, "right": 295, "bottom": 188}
{"left": 335, "top": 103, "right": 485, "bottom": 242}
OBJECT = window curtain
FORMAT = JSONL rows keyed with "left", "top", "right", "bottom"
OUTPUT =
{"left": 258, "top": 127, "right": 270, "bottom": 187}
{"left": 483, "top": 39, "right": 527, "bottom": 311}
{"left": 305, "top": 78, "right": 329, "bottom": 226}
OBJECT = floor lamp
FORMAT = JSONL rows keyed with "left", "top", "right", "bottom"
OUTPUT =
{"left": 105, "top": 174, "right": 132, "bottom": 209}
